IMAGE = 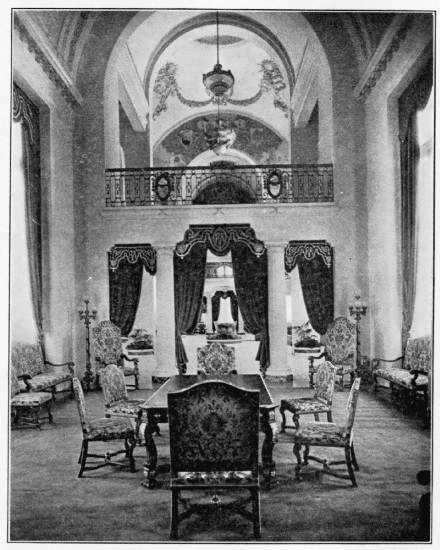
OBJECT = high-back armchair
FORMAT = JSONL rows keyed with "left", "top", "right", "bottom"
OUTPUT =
{"left": 309, "top": 317, "right": 356, "bottom": 389}
{"left": 196, "top": 341, "right": 237, "bottom": 375}
{"left": 92, "top": 320, "right": 139, "bottom": 389}
{"left": 167, "top": 380, "right": 261, "bottom": 540}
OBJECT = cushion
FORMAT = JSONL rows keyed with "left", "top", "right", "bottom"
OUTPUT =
{"left": 281, "top": 397, "right": 331, "bottom": 414}
{"left": 84, "top": 417, "right": 135, "bottom": 441}
{"left": 106, "top": 399, "right": 144, "bottom": 416}
{"left": 26, "top": 371, "right": 72, "bottom": 392}
{"left": 11, "top": 392, "right": 53, "bottom": 407}
{"left": 292, "top": 422, "right": 346, "bottom": 446}
{"left": 375, "top": 366, "right": 428, "bottom": 389}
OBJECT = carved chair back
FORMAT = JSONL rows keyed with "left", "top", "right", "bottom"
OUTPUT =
{"left": 92, "top": 320, "right": 123, "bottom": 367}
{"left": 196, "top": 342, "right": 236, "bottom": 375}
{"left": 168, "top": 381, "right": 259, "bottom": 476}
{"left": 323, "top": 317, "right": 356, "bottom": 367}
{"left": 314, "top": 360, "right": 337, "bottom": 405}
{"left": 402, "top": 336, "right": 432, "bottom": 374}
{"left": 100, "top": 364, "right": 128, "bottom": 407}
{"left": 343, "top": 377, "right": 361, "bottom": 443}
{"left": 72, "top": 377, "right": 90, "bottom": 433}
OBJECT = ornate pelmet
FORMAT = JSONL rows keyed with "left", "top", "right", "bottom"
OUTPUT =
{"left": 175, "top": 225, "right": 265, "bottom": 259}
{"left": 108, "top": 244, "right": 157, "bottom": 274}
{"left": 285, "top": 240, "right": 332, "bottom": 271}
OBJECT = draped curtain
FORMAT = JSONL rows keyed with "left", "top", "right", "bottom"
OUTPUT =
{"left": 212, "top": 290, "right": 239, "bottom": 331}
{"left": 109, "top": 259, "right": 144, "bottom": 336}
{"left": 231, "top": 244, "right": 269, "bottom": 371}
{"left": 12, "top": 84, "right": 43, "bottom": 353}
{"left": 399, "top": 57, "right": 433, "bottom": 343}
{"left": 297, "top": 254, "right": 334, "bottom": 335}
{"left": 174, "top": 244, "right": 207, "bottom": 371}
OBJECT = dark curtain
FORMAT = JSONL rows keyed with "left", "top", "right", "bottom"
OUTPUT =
{"left": 13, "top": 84, "right": 44, "bottom": 353}
{"left": 109, "top": 259, "right": 144, "bottom": 336}
{"left": 297, "top": 254, "right": 334, "bottom": 335}
{"left": 399, "top": 57, "right": 433, "bottom": 343}
{"left": 212, "top": 290, "right": 239, "bottom": 331}
{"left": 174, "top": 244, "right": 207, "bottom": 370}
{"left": 231, "top": 244, "right": 269, "bottom": 371}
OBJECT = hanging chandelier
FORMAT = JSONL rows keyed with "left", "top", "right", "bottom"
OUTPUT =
{"left": 203, "top": 12, "right": 235, "bottom": 100}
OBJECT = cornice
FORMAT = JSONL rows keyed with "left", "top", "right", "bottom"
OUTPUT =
{"left": 14, "top": 12, "right": 83, "bottom": 108}
{"left": 353, "top": 14, "right": 412, "bottom": 101}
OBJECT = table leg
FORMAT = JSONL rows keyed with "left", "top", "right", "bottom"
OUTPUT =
{"left": 142, "top": 412, "right": 159, "bottom": 488}
{"left": 261, "top": 408, "right": 277, "bottom": 488}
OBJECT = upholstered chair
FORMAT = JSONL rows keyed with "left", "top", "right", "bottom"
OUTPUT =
{"left": 196, "top": 341, "right": 237, "bottom": 375}
{"left": 168, "top": 380, "right": 261, "bottom": 540}
{"left": 92, "top": 320, "right": 139, "bottom": 389}
{"left": 10, "top": 365, "right": 54, "bottom": 429}
{"left": 72, "top": 377, "right": 136, "bottom": 477}
{"left": 308, "top": 317, "right": 356, "bottom": 389}
{"left": 100, "top": 364, "right": 144, "bottom": 441}
{"left": 292, "top": 377, "right": 361, "bottom": 487}
{"left": 279, "top": 361, "right": 337, "bottom": 431}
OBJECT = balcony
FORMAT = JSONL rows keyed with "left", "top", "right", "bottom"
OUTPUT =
{"left": 104, "top": 163, "right": 334, "bottom": 207}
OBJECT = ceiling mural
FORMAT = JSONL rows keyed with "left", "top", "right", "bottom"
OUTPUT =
{"left": 153, "top": 113, "right": 289, "bottom": 166}
{"left": 152, "top": 59, "right": 289, "bottom": 121}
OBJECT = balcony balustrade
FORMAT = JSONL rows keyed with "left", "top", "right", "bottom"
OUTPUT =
{"left": 104, "top": 163, "right": 333, "bottom": 207}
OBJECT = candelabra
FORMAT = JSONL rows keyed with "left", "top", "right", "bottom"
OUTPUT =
{"left": 78, "top": 297, "right": 97, "bottom": 391}
{"left": 349, "top": 293, "right": 367, "bottom": 370}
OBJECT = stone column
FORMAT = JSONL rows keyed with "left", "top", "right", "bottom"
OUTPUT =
{"left": 153, "top": 246, "right": 177, "bottom": 378}
{"left": 238, "top": 306, "right": 245, "bottom": 334}
{"left": 267, "top": 243, "right": 288, "bottom": 376}
{"left": 206, "top": 293, "right": 213, "bottom": 334}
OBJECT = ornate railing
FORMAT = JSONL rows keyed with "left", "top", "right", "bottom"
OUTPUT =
{"left": 104, "top": 163, "right": 333, "bottom": 207}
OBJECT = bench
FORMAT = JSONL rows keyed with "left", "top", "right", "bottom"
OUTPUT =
{"left": 11, "top": 342, "right": 74, "bottom": 399}
{"left": 372, "top": 336, "right": 431, "bottom": 412}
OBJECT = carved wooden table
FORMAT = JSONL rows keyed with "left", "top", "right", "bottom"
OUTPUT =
{"left": 140, "top": 373, "right": 277, "bottom": 489}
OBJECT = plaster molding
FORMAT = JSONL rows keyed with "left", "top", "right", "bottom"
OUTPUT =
{"left": 14, "top": 12, "right": 83, "bottom": 107}
{"left": 353, "top": 14, "right": 412, "bottom": 101}
{"left": 118, "top": 44, "right": 149, "bottom": 132}
{"left": 290, "top": 40, "right": 318, "bottom": 128}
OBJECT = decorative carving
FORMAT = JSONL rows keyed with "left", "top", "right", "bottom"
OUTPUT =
{"left": 285, "top": 240, "right": 332, "bottom": 271}
{"left": 108, "top": 244, "right": 157, "bottom": 274}
{"left": 175, "top": 224, "right": 265, "bottom": 259}
{"left": 152, "top": 58, "right": 289, "bottom": 120}
{"left": 13, "top": 84, "right": 38, "bottom": 144}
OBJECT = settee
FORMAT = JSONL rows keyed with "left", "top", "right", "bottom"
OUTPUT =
{"left": 11, "top": 342, "right": 74, "bottom": 398}
{"left": 372, "top": 336, "right": 431, "bottom": 412}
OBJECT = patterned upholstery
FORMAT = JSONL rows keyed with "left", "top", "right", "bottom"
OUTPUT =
{"left": 92, "top": 321, "right": 139, "bottom": 389}
{"left": 402, "top": 336, "right": 432, "bottom": 374}
{"left": 11, "top": 342, "right": 73, "bottom": 396}
{"left": 291, "top": 378, "right": 361, "bottom": 487}
{"left": 72, "top": 377, "right": 136, "bottom": 477}
{"left": 167, "top": 380, "right": 260, "bottom": 540}
{"left": 309, "top": 318, "right": 356, "bottom": 388}
{"left": 10, "top": 365, "right": 53, "bottom": 429}
{"left": 197, "top": 342, "right": 236, "bottom": 375}
{"left": 280, "top": 361, "right": 337, "bottom": 431}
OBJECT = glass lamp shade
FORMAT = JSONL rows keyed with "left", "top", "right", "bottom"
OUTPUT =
{"left": 203, "top": 63, "right": 235, "bottom": 98}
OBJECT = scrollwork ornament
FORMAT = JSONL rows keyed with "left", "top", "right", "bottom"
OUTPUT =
{"left": 108, "top": 244, "right": 157, "bottom": 274}
{"left": 285, "top": 241, "right": 332, "bottom": 271}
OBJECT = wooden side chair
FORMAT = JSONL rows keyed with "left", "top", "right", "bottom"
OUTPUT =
{"left": 92, "top": 320, "right": 139, "bottom": 389}
{"left": 308, "top": 317, "right": 356, "bottom": 389}
{"left": 10, "top": 365, "right": 54, "bottom": 429}
{"left": 280, "top": 361, "right": 337, "bottom": 431}
{"left": 196, "top": 341, "right": 237, "bottom": 375}
{"left": 72, "top": 377, "right": 136, "bottom": 477}
{"left": 100, "top": 364, "right": 144, "bottom": 441}
{"left": 292, "top": 377, "right": 361, "bottom": 487}
{"left": 168, "top": 380, "right": 261, "bottom": 540}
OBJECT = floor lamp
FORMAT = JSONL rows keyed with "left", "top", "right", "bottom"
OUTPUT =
{"left": 78, "top": 297, "right": 97, "bottom": 391}
{"left": 349, "top": 293, "right": 367, "bottom": 371}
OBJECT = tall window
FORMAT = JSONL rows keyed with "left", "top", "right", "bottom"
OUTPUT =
{"left": 11, "top": 85, "right": 42, "bottom": 346}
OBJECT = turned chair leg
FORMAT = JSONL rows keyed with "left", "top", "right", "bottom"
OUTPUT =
{"left": 303, "top": 444, "right": 310, "bottom": 465}
{"left": 78, "top": 441, "right": 88, "bottom": 478}
{"left": 279, "top": 402, "right": 287, "bottom": 433}
{"left": 351, "top": 444, "right": 359, "bottom": 471}
{"left": 345, "top": 446, "right": 357, "bottom": 487}
{"left": 293, "top": 442, "right": 302, "bottom": 480}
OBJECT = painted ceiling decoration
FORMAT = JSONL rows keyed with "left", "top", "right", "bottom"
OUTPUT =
{"left": 152, "top": 59, "right": 289, "bottom": 121}
{"left": 153, "top": 113, "right": 288, "bottom": 166}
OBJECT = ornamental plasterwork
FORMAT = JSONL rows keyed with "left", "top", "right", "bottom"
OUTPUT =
{"left": 284, "top": 240, "right": 332, "bottom": 271}
{"left": 175, "top": 225, "right": 266, "bottom": 259}
{"left": 152, "top": 59, "right": 289, "bottom": 120}
{"left": 108, "top": 244, "right": 157, "bottom": 274}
